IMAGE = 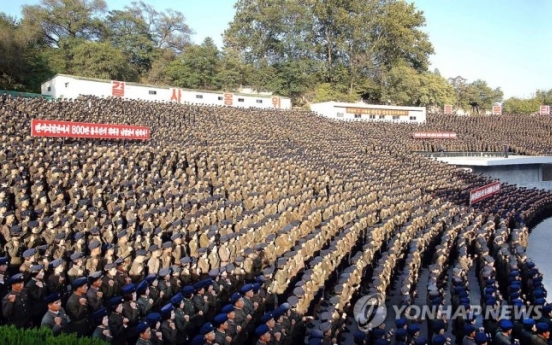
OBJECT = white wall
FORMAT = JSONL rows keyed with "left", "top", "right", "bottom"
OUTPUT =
{"left": 41, "top": 75, "right": 292, "bottom": 110}
{"left": 310, "top": 101, "right": 427, "bottom": 123}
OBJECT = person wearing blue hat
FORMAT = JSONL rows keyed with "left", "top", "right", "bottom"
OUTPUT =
{"left": 122, "top": 283, "right": 140, "bottom": 327}
{"left": 463, "top": 324, "right": 477, "bottom": 345}
{"left": 86, "top": 271, "right": 104, "bottom": 313}
{"left": 474, "top": 332, "right": 489, "bottom": 345}
{"left": 192, "top": 282, "right": 209, "bottom": 332}
{"left": 41, "top": 292, "right": 70, "bottom": 335}
{"left": 136, "top": 320, "right": 152, "bottom": 345}
{"left": 1, "top": 272, "right": 29, "bottom": 328}
{"left": 136, "top": 281, "right": 153, "bottom": 318}
{"left": 213, "top": 313, "right": 232, "bottom": 344}
{"left": 200, "top": 322, "right": 216, "bottom": 342}
{"left": 91, "top": 307, "right": 113, "bottom": 342}
{"left": 241, "top": 283, "right": 256, "bottom": 317}
{"left": 256, "top": 324, "right": 271, "bottom": 343}
{"left": 101, "top": 262, "right": 120, "bottom": 302}
{"left": 496, "top": 319, "right": 514, "bottom": 345}
{"left": 66, "top": 276, "right": 91, "bottom": 336}
{"left": 160, "top": 303, "right": 178, "bottom": 345}
{"left": 520, "top": 319, "right": 536, "bottom": 345}
{"left": 108, "top": 296, "right": 129, "bottom": 344}
{"left": 27, "top": 263, "right": 47, "bottom": 327}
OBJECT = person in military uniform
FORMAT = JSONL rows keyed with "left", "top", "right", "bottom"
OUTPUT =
{"left": 213, "top": 313, "right": 233, "bottom": 345}
{"left": 136, "top": 320, "right": 153, "bottom": 345}
{"left": 108, "top": 296, "right": 129, "bottom": 344}
{"left": 255, "top": 324, "right": 272, "bottom": 345}
{"left": 1, "top": 273, "right": 30, "bottom": 328}
{"left": 41, "top": 292, "right": 70, "bottom": 335}
{"left": 66, "top": 277, "right": 92, "bottom": 336}
{"left": 160, "top": 303, "right": 178, "bottom": 345}
{"left": 86, "top": 271, "right": 104, "bottom": 312}
{"left": 91, "top": 307, "right": 113, "bottom": 343}
{"left": 26, "top": 264, "right": 47, "bottom": 327}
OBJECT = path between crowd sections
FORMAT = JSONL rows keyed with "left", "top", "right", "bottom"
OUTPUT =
{"left": 526, "top": 216, "right": 552, "bottom": 293}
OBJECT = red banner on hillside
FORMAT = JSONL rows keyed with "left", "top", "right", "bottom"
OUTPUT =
{"left": 412, "top": 132, "right": 457, "bottom": 139}
{"left": 31, "top": 119, "right": 150, "bottom": 140}
{"left": 469, "top": 181, "right": 500, "bottom": 205}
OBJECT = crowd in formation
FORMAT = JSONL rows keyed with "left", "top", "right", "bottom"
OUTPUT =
{"left": 1, "top": 94, "right": 552, "bottom": 345}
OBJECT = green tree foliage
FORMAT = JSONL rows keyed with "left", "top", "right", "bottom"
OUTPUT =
{"left": 0, "top": 325, "right": 108, "bottom": 345}
{"left": 502, "top": 97, "right": 541, "bottom": 115}
{"left": 449, "top": 76, "right": 503, "bottom": 112}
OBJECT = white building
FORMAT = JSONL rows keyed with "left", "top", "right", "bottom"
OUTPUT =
{"left": 40, "top": 74, "right": 292, "bottom": 110}
{"left": 310, "top": 101, "right": 427, "bottom": 123}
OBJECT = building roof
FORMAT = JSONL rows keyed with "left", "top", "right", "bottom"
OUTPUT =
{"left": 42, "top": 74, "right": 288, "bottom": 99}
{"left": 436, "top": 156, "right": 552, "bottom": 167}
{"left": 310, "top": 101, "right": 426, "bottom": 111}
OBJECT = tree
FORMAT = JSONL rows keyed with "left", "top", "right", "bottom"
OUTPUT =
{"left": 166, "top": 37, "right": 221, "bottom": 90}
{"left": 502, "top": 97, "right": 540, "bottom": 115}
{"left": 21, "top": 0, "right": 107, "bottom": 47}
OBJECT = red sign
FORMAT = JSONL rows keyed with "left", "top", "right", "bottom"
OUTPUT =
{"left": 540, "top": 105, "right": 550, "bottom": 115}
{"left": 170, "top": 88, "right": 182, "bottom": 102}
{"left": 111, "top": 81, "right": 125, "bottom": 97}
{"left": 412, "top": 132, "right": 457, "bottom": 139}
{"left": 31, "top": 119, "right": 150, "bottom": 140}
{"left": 223, "top": 93, "right": 233, "bottom": 106}
{"left": 444, "top": 105, "right": 453, "bottom": 115}
{"left": 469, "top": 181, "right": 500, "bottom": 205}
{"left": 492, "top": 105, "right": 502, "bottom": 115}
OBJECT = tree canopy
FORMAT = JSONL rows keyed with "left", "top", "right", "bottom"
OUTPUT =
{"left": 1, "top": 0, "right": 544, "bottom": 112}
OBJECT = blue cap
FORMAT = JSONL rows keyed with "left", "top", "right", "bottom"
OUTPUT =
{"left": 121, "top": 283, "right": 136, "bottom": 295}
{"left": 200, "top": 322, "right": 215, "bottom": 335}
{"left": 72, "top": 277, "right": 88, "bottom": 288}
{"left": 260, "top": 312, "right": 274, "bottom": 323}
{"left": 213, "top": 314, "right": 228, "bottom": 327}
{"left": 146, "top": 313, "right": 162, "bottom": 325}
{"left": 222, "top": 304, "right": 235, "bottom": 314}
{"left": 182, "top": 286, "right": 195, "bottom": 296}
{"left": 464, "top": 324, "right": 476, "bottom": 335}
{"left": 109, "top": 296, "right": 124, "bottom": 307}
{"left": 396, "top": 317, "right": 407, "bottom": 328}
{"left": 474, "top": 333, "right": 488, "bottom": 345}
{"left": 311, "top": 329, "right": 324, "bottom": 339}
{"left": 45, "top": 292, "right": 61, "bottom": 304}
{"left": 433, "top": 335, "right": 447, "bottom": 345}
{"left": 375, "top": 339, "right": 389, "bottom": 345}
{"left": 171, "top": 293, "right": 183, "bottom": 306}
{"left": 231, "top": 292, "right": 242, "bottom": 304}
{"left": 407, "top": 323, "right": 420, "bottom": 334}
{"left": 240, "top": 284, "right": 254, "bottom": 293}
{"left": 523, "top": 318, "right": 535, "bottom": 327}
{"left": 255, "top": 324, "right": 270, "bottom": 337}
{"left": 353, "top": 331, "right": 367, "bottom": 341}
{"left": 160, "top": 304, "right": 174, "bottom": 316}
{"left": 537, "top": 323, "right": 550, "bottom": 333}
{"left": 499, "top": 319, "right": 513, "bottom": 330}
{"left": 190, "top": 335, "right": 204, "bottom": 345}
{"left": 414, "top": 337, "right": 427, "bottom": 345}
{"left": 0, "top": 257, "right": 7, "bottom": 265}
{"left": 92, "top": 307, "right": 108, "bottom": 322}
{"left": 136, "top": 320, "right": 150, "bottom": 333}
{"left": 136, "top": 281, "right": 148, "bottom": 294}
{"left": 145, "top": 274, "right": 157, "bottom": 284}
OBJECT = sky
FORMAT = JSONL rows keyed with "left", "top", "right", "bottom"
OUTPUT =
{"left": 4, "top": 0, "right": 552, "bottom": 99}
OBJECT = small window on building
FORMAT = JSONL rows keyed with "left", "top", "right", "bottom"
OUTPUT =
{"left": 238, "top": 98, "right": 244, "bottom": 102}
{"left": 65, "top": 83, "right": 69, "bottom": 88}
{"left": 256, "top": 100, "right": 263, "bottom": 104}
{"left": 196, "top": 95, "right": 203, "bottom": 99}
{"left": 409, "top": 116, "right": 417, "bottom": 121}
{"left": 379, "top": 115, "right": 385, "bottom": 119}
{"left": 336, "top": 113, "right": 344, "bottom": 118}
{"left": 149, "top": 90, "right": 157, "bottom": 95}
{"left": 47, "top": 86, "right": 51, "bottom": 92}
{"left": 218, "top": 96, "right": 223, "bottom": 101}
{"left": 354, "top": 114, "right": 361, "bottom": 119}
{"left": 392, "top": 115, "right": 400, "bottom": 120}
{"left": 369, "top": 115, "right": 376, "bottom": 119}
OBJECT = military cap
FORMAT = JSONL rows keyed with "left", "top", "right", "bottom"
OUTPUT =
{"left": 149, "top": 244, "right": 159, "bottom": 252}
{"left": 92, "top": 307, "right": 108, "bottom": 322}
{"left": 10, "top": 225, "right": 22, "bottom": 236}
{"left": 320, "top": 311, "right": 332, "bottom": 322}
{"left": 230, "top": 292, "right": 242, "bottom": 304}
{"left": 407, "top": 323, "right": 420, "bottom": 334}
{"left": 110, "top": 296, "right": 124, "bottom": 307}
{"left": 22, "top": 248, "right": 37, "bottom": 258}
{"left": 197, "top": 247, "right": 207, "bottom": 255}
{"left": 395, "top": 329, "right": 407, "bottom": 339}
{"left": 135, "top": 280, "right": 148, "bottom": 295}
{"left": 28, "top": 220, "right": 39, "bottom": 229}
{"left": 319, "top": 322, "right": 332, "bottom": 333}
{"left": 117, "top": 230, "right": 127, "bottom": 239}
{"left": 153, "top": 227, "right": 162, "bottom": 235}
{"left": 50, "top": 258, "right": 64, "bottom": 269}
{"left": 0, "top": 201, "right": 8, "bottom": 208}
{"left": 213, "top": 314, "right": 228, "bottom": 327}
{"left": 45, "top": 292, "right": 61, "bottom": 304}
{"left": 396, "top": 317, "right": 408, "bottom": 328}
{"left": 537, "top": 323, "right": 549, "bottom": 333}
{"left": 255, "top": 324, "right": 270, "bottom": 337}
{"left": 90, "top": 227, "right": 100, "bottom": 235}
{"left": 311, "top": 329, "right": 324, "bottom": 339}
{"left": 498, "top": 319, "right": 513, "bottom": 330}
{"left": 122, "top": 283, "right": 136, "bottom": 295}
{"left": 263, "top": 266, "right": 274, "bottom": 276}
{"left": 241, "top": 284, "right": 254, "bottom": 294}
{"left": 287, "top": 296, "right": 299, "bottom": 307}
{"left": 160, "top": 303, "right": 174, "bottom": 317}
{"left": 225, "top": 263, "right": 236, "bottom": 271}
{"left": 414, "top": 337, "right": 427, "bottom": 345}
{"left": 104, "top": 263, "right": 117, "bottom": 270}
{"left": 70, "top": 252, "right": 84, "bottom": 262}
{"left": 180, "top": 257, "right": 192, "bottom": 264}
{"left": 88, "top": 239, "right": 101, "bottom": 250}
{"left": 190, "top": 335, "right": 204, "bottom": 345}
{"left": 235, "top": 256, "right": 244, "bottom": 263}
{"left": 158, "top": 268, "right": 171, "bottom": 277}
{"left": 353, "top": 331, "right": 368, "bottom": 341}
{"left": 72, "top": 277, "right": 88, "bottom": 289}
{"left": 260, "top": 312, "right": 274, "bottom": 323}
{"left": 222, "top": 304, "right": 235, "bottom": 314}
{"left": 182, "top": 286, "right": 195, "bottom": 297}
{"left": 30, "top": 264, "right": 44, "bottom": 273}
{"left": 208, "top": 269, "right": 219, "bottom": 278}
{"left": 88, "top": 271, "right": 103, "bottom": 284}
{"left": 543, "top": 305, "right": 552, "bottom": 314}
{"left": 464, "top": 324, "right": 476, "bottom": 335}
{"left": 535, "top": 297, "right": 546, "bottom": 305}
{"left": 75, "top": 211, "right": 85, "bottom": 219}
{"left": 19, "top": 195, "right": 30, "bottom": 202}
{"left": 136, "top": 320, "right": 150, "bottom": 334}
{"left": 8, "top": 273, "right": 24, "bottom": 285}
{"left": 146, "top": 312, "right": 162, "bottom": 325}
{"left": 0, "top": 257, "right": 7, "bottom": 266}
{"left": 293, "top": 286, "right": 305, "bottom": 297}
{"left": 145, "top": 275, "right": 157, "bottom": 284}
{"left": 526, "top": 261, "right": 536, "bottom": 269}
{"left": 523, "top": 318, "right": 535, "bottom": 327}
{"left": 474, "top": 333, "right": 488, "bottom": 345}
{"left": 4, "top": 210, "right": 14, "bottom": 217}
{"left": 200, "top": 322, "right": 215, "bottom": 335}
{"left": 171, "top": 293, "right": 183, "bottom": 306}
{"left": 170, "top": 233, "right": 181, "bottom": 241}
{"left": 115, "top": 257, "right": 124, "bottom": 265}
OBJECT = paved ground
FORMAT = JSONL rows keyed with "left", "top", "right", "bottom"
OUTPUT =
{"left": 526, "top": 217, "right": 552, "bottom": 293}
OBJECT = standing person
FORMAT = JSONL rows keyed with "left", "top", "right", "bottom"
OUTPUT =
{"left": 92, "top": 307, "right": 113, "bottom": 343}
{"left": 27, "top": 264, "right": 47, "bottom": 327}
{"left": 41, "top": 292, "right": 70, "bottom": 335}
{"left": 136, "top": 320, "right": 153, "bottom": 345}
{"left": 1, "top": 273, "right": 30, "bottom": 328}
{"left": 66, "top": 276, "right": 91, "bottom": 337}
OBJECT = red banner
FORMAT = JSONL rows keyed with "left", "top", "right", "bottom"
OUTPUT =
{"left": 31, "top": 119, "right": 150, "bottom": 140}
{"left": 469, "top": 181, "right": 500, "bottom": 205}
{"left": 540, "top": 105, "right": 550, "bottom": 115}
{"left": 492, "top": 105, "right": 502, "bottom": 115}
{"left": 412, "top": 132, "right": 457, "bottom": 139}
{"left": 111, "top": 81, "right": 125, "bottom": 97}
{"left": 444, "top": 105, "right": 453, "bottom": 115}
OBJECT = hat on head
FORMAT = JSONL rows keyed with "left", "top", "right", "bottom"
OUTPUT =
{"left": 414, "top": 337, "right": 427, "bottom": 345}
{"left": 537, "top": 323, "right": 549, "bottom": 333}
{"left": 182, "top": 286, "right": 195, "bottom": 297}
{"left": 287, "top": 295, "right": 299, "bottom": 307}
{"left": 136, "top": 281, "right": 149, "bottom": 295}
{"left": 22, "top": 248, "right": 37, "bottom": 258}
{"left": 311, "top": 329, "right": 324, "bottom": 339}
{"left": 136, "top": 321, "right": 150, "bottom": 334}
{"left": 45, "top": 292, "right": 61, "bottom": 304}
{"left": 433, "top": 335, "right": 447, "bottom": 345}
{"left": 255, "top": 324, "right": 270, "bottom": 337}
{"left": 92, "top": 307, "right": 108, "bottom": 323}
{"left": 200, "top": 322, "right": 215, "bottom": 335}
{"left": 230, "top": 292, "right": 242, "bottom": 304}
{"left": 171, "top": 293, "right": 183, "bottom": 306}
{"left": 222, "top": 304, "right": 235, "bottom": 314}
{"left": 464, "top": 324, "right": 476, "bottom": 335}
{"left": 109, "top": 296, "right": 124, "bottom": 307}
{"left": 260, "top": 312, "right": 274, "bottom": 323}
{"left": 0, "top": 257, "right": 7, "bottom": 266}
{"left": 498, "top": 319, "right": 513, "bottom": 331}
{"left": 474, "top": 333, "right": 488, "bottom": 345}
{"left": 88, "top": 271, "right": 103, "bottom": 284}
{"left": 160, "top": 304, "right": 174, "bottom": 317}
{"left": 30, "top": 264, "right": 44, "bottom": 273}
{"left": 158, "top": 267, "right": 171, "bottom": 277}
{"left": 213, "top": 313, "right": 228, "bottom": 327}
{"left": 72, "top": 277, "right": 88, "bottom": 289}
{"left": 122, "top": 283, "right": 136, "bottom": 295}
{"left": 146, "top": 313, "right": 162, "bottom": 325}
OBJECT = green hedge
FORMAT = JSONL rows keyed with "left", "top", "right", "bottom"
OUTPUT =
{"left": 0, "top": 326, "right": 108, "bottom": 345}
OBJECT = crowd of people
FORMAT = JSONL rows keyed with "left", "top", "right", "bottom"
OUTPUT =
{"left": 1, "top": 93, "right": 552, "bottom": 345}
